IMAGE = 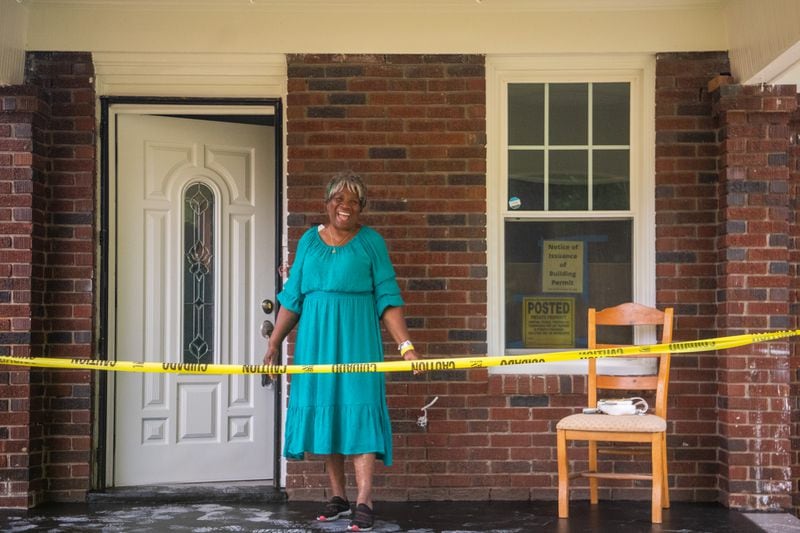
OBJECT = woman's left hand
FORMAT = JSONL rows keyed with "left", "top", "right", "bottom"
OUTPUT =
{"left": 403, "top": 348, "right": 423, "bottom": 375}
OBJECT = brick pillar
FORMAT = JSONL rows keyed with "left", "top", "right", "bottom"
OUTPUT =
{"left": 789, "top": 96, "right": 800, "bottom": 516}
{"left": 25, "top": 52, "right": 96, "bottom": 504}
{"left": 654, "top": 51, "right": 730, "bottom": 502}
{"left": 0, "top": 52, "right": 95, "bottom": 509}
{"left": 713, "top": 83, "right": 797, "bottom": 510}
{"left": 0, "top": 86, "right": 48, "bottom": 507}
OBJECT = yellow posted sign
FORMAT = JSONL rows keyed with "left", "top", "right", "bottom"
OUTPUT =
{"left": 523, "top": 297, "right": 575, "bottom": 348}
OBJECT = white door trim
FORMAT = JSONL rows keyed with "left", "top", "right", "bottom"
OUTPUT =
{"left": 104, "top": 102, "right": 282, "bottom": 487}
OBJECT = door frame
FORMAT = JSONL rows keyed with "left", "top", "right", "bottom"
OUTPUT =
{"left": 98, "top": 96, "right": 284, "bottom": 490}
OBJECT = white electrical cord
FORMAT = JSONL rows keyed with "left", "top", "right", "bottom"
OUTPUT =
{"left": 416, "top": 396, "right": 439, "bottom": 428}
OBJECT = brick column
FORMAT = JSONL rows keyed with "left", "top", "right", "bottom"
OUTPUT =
{"left": 0, "top": 86, "right": 48, "bottom": 507}
{"left": 0, "top": 51, "right": 95, "bottom": 509}
{"left": 713, "top": 83, "right": 797, "bottom": 510}
{"left": 789, "top": 97, "right": 800, "bottom": 515}
{"left": 25, "top": 52, "right": 96, "bottom": 504}
{"left": 654, "top": 51, "right": 730, "bottom": 502}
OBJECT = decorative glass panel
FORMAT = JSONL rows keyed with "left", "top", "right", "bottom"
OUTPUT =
{"left": 183, "top": 183, "right": 215, "bottom": 365}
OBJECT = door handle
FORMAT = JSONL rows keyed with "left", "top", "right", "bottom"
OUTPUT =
{"left": 260, "top": 320, "right": 274, "bottom": 338}
{"left": 261, "top": 299, "right": 274, "bottom": 314}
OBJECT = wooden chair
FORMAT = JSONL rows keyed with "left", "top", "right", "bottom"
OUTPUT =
{"left": 556, "top": 302, "right": 674, "bottom": 524}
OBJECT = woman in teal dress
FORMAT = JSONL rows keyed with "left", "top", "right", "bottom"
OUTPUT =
{"left": 263, "top": 172, "right": 421, "bottom": 532}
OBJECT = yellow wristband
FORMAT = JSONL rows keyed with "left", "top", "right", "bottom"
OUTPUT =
{"left": 399, "top": 341, "right": 415, "bottom": 357}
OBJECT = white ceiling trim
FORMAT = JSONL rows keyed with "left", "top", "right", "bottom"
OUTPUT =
{"left": 744, "top": 40, "right": 800, "bottom": 90}
{"left": 26, "top": 0, "right": 724, "bottom": 13}
{"left": 93, "top": 52, "right": 287, "bottom": 98}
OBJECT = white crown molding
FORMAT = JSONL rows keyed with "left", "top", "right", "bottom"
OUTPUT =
{"left": 26, "top": 0, "right": 725, "bottom": 13}
{"left": 93, "top": 52, "right": 286, "bottom": 98}
{"left": 741, "top": 33, "right": 800, "bottom": 89}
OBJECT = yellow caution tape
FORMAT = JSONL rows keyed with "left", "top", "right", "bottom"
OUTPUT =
{"left": 0, "top": 329, "right": 797, "bottom": 376}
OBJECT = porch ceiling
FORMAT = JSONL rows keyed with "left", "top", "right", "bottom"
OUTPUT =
{"left": 26, "top": 0, "right": 725, "bottom": 11}
{"left": 22, "top": 0, "right": 727, "bottom": 55}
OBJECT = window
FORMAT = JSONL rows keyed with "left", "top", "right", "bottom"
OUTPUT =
{"left": 487, "top": 55, "right": 656, "bottom": 374}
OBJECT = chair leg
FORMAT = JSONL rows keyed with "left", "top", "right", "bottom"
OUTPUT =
{"left": 588, "top": 440, "right": 598, "bottom": 504}
{"left": 557, "top": 429, "right": 569, "bottom": 519}
{"left": 661, "top": 432, "right": 670, "bottom": 509}
{"left": 651, "top": 433, "right": 663, "bottom": 524}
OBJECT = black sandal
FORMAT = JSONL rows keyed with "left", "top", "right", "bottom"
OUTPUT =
{"left": 347, "top": 503, "right": 374, "bottom": 532}
{"left": 316, "top": 496, "right": 351, "bottom": 521}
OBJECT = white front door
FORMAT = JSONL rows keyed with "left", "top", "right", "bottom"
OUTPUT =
{"left": 113, "top": 113, "right": 276, "bottom": 485}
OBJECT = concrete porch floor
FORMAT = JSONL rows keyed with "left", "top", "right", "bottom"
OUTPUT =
{"left": 3, "top": 499, "right": 799, "bottom": 532}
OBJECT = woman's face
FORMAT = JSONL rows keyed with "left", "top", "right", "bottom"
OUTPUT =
{"left": 326, "top": 186, "right": 362, "bottom": 231}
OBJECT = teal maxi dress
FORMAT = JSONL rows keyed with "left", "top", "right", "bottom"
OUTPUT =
{"left": 277, "top": 225, "right": 403, "bottom": 466}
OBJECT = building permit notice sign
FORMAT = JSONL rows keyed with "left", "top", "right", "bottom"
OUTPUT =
{"left": 522, "top": 297, "right": 575, "bottom": 348}
{"left": 542, "top": 240, "right": 583, "bottom": 293}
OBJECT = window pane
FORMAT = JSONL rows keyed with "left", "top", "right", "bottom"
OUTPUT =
{"left": 549, "top": 83, "right": 588, "bottom": 146}
{"left": 593, "top": 150, "right": 630, "bottom": 210}
{"left": 508, "top": 83, "right": 544, "bottom": 146}
{"left": 504, "top": 219, "right": 632, "bottom": 350}
{"left": 183, "top": 182, "right": 215, "bottom": 365}
{"left": 508, "top": 150, "right": 544, "bottom": 211}
{"left": 593, "top": 83, "right": 630, "bottom": 145}
{"left": 549, "top": 150, "right": 587, "bottom": 210}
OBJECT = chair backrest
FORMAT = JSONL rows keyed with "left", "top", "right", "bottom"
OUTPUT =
{"left": 587, "top": 302, "right": 674, "bottom": 418}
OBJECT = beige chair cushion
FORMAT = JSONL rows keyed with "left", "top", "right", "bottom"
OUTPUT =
{"left": 557, "top": 413, "right": 666, "bottom": 432}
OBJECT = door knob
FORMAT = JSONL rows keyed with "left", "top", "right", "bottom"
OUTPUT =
{"left": 261, "top": 299, "right": 274, "bottom": 314}
{"left": 260, "top": 320, "right": 274, "bottom": 338}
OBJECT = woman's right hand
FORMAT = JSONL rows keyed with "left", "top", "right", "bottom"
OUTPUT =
{"left": 260, "top": 306, "right": 298, "bottom": 380}
{"left": 263, "top": 343, "right": 279, "bottom": 380}
{"left": 263, "top": 344, "right": 277, "bottom": 367}
{"left": 403, "top": 348, "right": 424, "bottom": 375}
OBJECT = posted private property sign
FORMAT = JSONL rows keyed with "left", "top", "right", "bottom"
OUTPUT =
{"left": 522, "top": 296, "right": 575, "bottom": 348}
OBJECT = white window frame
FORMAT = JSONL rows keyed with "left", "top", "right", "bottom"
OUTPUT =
{"left": 487, "top": 54, "right": 656, "bottom": 375}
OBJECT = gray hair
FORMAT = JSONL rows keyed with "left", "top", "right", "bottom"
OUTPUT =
{"left": 325, "top": 171, "right": 367, "bottom": 210}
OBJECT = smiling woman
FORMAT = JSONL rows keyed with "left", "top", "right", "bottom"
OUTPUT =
{"left": 262, "top": 171, "right": 422, "bottom": 531}
{"left": 322, "top": 174, "right": 365, "bottom": 251}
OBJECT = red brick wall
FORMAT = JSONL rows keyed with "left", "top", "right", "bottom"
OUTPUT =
{"left": 285, "top": 54, "right": 493, "bottom": 500}
{"left": 283, "top": 52, "right": 752, "bottom": 504}
{"left": 655, "top": 52, "right": 730, "bottom": 502}
{"left": 0, "top": 52, "right": 96, "bottom": 506}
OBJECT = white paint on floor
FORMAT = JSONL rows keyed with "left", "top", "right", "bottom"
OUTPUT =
{"left": 743, "top": 512, "right": 800, "bottom": 533}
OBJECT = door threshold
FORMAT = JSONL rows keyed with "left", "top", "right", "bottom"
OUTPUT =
{"left": 88, "top": 481, "right": 287, "bottom": 505}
